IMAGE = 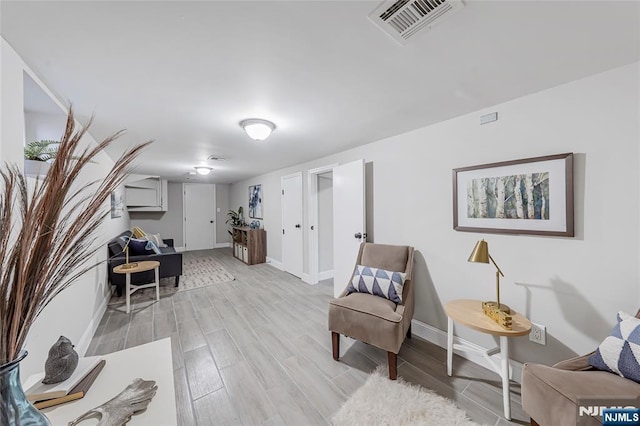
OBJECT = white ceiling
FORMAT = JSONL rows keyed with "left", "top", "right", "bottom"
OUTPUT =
{"left": 2, "top": 1, "right": 639, "bottom": 183}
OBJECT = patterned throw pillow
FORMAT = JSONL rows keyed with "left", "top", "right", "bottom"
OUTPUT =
{"left": 588, "top": 311, "right": 640, "bottom": 383}
{"left": 146, "top": 240, "right": 162, "bottom": 254}
{"left": 346, "top": 265, "right": 406, "bottom": 304}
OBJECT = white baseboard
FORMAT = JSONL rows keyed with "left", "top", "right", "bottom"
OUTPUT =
{"left": 215, "top": 242, "right": 231, "bottom": 248}
{"left": 411, "top": 319, "right": 523, "bottom": 384}
{"left": 266, "top": 257, "right": 284, "bottom": 271}
{"left": 77, "top": 288, "right": 110, "bottom": 356}
{"left": 300, "top": 270, "right": 334, "bottom": 285}
{"left": 319, "top": 270, "right": 334, "bottom": 281}
{"left": 175, "top": 246, "right": 186, "bottom": 252}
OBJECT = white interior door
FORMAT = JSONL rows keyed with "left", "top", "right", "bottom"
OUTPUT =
{"left": 333, "top": 159, "right": 365, "bottom": 297}
{"left": 184, "top": 183, "right": 216, "bottom": 251}
{"left": 282, "top": 173, "right": 303, "bottom": 278}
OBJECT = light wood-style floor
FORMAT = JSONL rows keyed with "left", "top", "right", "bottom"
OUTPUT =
{"left": 87, "top": 248, "right": 529, "bottom": 426}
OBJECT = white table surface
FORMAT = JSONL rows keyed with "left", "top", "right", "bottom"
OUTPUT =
{"left": 42, "top": 338, "right": 176, "bottom": 425}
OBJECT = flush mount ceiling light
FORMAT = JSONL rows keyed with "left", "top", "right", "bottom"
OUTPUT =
{"left": 194, "top": 166, "right": 212, "bottom": 175}
{"left": 239, "top": 119, "right": 276, "bottom": 141}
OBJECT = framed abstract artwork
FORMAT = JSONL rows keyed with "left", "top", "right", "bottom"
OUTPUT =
{"left": 453, "top": 153, "right": 574, "bottom": 237}
{"left": 249, "top": 184, "right": 263, "bottom": 219}
{"left": 110, "top": 187, "right": 124, "bottom": 219}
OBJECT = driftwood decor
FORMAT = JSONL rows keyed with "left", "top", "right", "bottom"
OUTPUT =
{"left": 453, "top": 153, "right": 574, "bottom": 237}
{"left": 68, "top": 379, "right": 158, "bottom": 426}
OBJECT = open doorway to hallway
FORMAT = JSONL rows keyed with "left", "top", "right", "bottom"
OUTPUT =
{"left": 308, "top": 164, "right": 337, "bottom": 284}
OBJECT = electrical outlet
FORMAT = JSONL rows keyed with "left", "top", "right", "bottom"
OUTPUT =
{"left": 529, "top": 323, "right": 546, "bottom": 345}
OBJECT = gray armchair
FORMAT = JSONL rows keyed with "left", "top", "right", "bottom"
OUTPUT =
{"left": 522, "top": 309, "right": 640, "bottom": 426}
{"left": 328, "top": 242, "right": 415, "bottom": 380}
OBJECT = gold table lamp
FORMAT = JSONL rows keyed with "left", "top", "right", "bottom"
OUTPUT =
{"left": 468, "top": 239, "right": 509, "bottom": 313}
{"left": 120, "top": 234, "right": 139, "bottom": 270}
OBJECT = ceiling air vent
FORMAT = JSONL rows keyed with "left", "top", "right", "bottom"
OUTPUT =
{"left": 369, "top": 0, "right": 464, "bottom": 44}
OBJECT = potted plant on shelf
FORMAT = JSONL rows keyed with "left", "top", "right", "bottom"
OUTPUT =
{"left": 0, "top": 107, "right": 150, "bottom": 425}
{"left": 226, "top": 206, "right": 244, "bottom": 242}
{"left": 23, "top": 139, "right": 59, "bottom": 176}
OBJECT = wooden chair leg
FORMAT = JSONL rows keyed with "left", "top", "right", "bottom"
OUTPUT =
{"left": 332, "top": 332, "right": 340, "bottom": 361}
{"left": 388, "top": 352, "right": 397, "bottom": 380}
{"left": 406, "top": 324, "right": 412, "bottom": 339}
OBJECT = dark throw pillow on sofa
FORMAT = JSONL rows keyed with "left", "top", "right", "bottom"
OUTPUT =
{"left": 127, "top": 238, "right": 156, "bottom": 255}
{"left": 588, "top": 311, "right": 640, "bottom": 383}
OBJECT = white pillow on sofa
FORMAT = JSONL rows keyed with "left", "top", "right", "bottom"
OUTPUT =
{"left": 143, "top": 233, "right": 167, "bottom": 248}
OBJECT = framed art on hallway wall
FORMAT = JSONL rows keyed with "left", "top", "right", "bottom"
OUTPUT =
{"left": 249, "top": 184, "right": 263, "bottom": 219}
{"left": 110, "top": 187, "right": 124, "bottom": 219}
{"left": 453, "top": 153, "right": 574, "bottom": 237}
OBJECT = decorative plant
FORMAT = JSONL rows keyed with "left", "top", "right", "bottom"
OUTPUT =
{"left": 0, "top": 107, "right": 150, "bottom": 365}
{"left": 23, "top": 139, "right": 60, "bottom": 161}
{"left": 226, "top": 206, "right": 244, "bottom": 239}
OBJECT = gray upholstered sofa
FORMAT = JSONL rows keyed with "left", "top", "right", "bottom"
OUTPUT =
{"left": 107, "top": 230, "right": 182, "bottom": 296}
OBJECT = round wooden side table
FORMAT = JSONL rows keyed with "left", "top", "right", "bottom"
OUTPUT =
{"left": 113, "top": 260, "right": 160, "bottom": 313}
{"left": 444, "top": 299, "right": 532, "bottom": 420}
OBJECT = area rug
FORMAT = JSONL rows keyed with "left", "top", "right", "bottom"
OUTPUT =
{"left": 332, "top": 367, "right": 481, "bottom": 426}
{"left": 108, "top": 255, "right": 235, "bottom": 306}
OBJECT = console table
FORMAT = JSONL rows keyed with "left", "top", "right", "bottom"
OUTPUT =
{"left": 445, "top": 299, "right": 531, "bottom": 420}
{"left": 42, "top": 338, "right": 176, "bottom": 425}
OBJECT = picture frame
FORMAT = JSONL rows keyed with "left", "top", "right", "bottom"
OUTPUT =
{"left": 249, "top": 184, "right": 263, "bottom": 219}
{"left": 110, "top": 187, "right": 124, "bottom": 219}
{"left": 453, "top": 153, "right": 574, "bottom": 237}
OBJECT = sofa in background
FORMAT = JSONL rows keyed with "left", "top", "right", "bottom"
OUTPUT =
{"left": 522, "top": 309, "right": 640, "bottom": 426}
{"left": 107, "top": 230, "right": 182, "bottom": 297}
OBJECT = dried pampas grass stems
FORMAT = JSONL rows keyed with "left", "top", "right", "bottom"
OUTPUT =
{"left": 0, "top": 107, "right": 150, "bottom": 364}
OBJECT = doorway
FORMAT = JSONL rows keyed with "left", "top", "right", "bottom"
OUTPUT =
{"left": 307, "top": 164, "right": 338, "bottom": 284}
{"left": 281, "top": 172, "right": 303, "bottom": 278}
{"left": 183, "top": 183, "right": 216, "bottom": 251}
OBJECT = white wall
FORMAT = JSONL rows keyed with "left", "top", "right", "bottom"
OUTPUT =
{"left": 24, "top": 111, "right": 66, "bottom": 144}
{"left": 131, "top": 181, "right": 185, "bottom": 247}
{"left": 1, "top": 38, "right": 132, "bottom": 377}
{"left": 131, "top": 182, "right": 231, "bottom": 247}
{"left": 231, "top": 61, "right": 640, "bottom": 366}
{"left": 0, "top": 40, "right": 25, "bottom": 163}
{"left": 318, "top": 173, "right": 333, "bottom": 272}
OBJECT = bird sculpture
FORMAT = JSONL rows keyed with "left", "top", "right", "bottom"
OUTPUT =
{"left": 42, "top": 335, "right": 79, "bottom": 384}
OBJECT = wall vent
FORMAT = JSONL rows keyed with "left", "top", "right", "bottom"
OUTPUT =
{"left": 369, "top": 0, "right": 464, "bottom": 44}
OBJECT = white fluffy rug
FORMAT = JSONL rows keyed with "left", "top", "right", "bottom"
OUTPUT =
{"left": 333, "top": 368, "right": 481, "bottom": 426}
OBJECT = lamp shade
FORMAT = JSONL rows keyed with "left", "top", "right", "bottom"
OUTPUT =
{"left": 194, "top": 166, "right": 212, "bottom": 175}
{"left": 468, "top": 239, "right": 489, "bottom": 263}
{"left": 240, "top": 119, "right": 276, "bottom": 141}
